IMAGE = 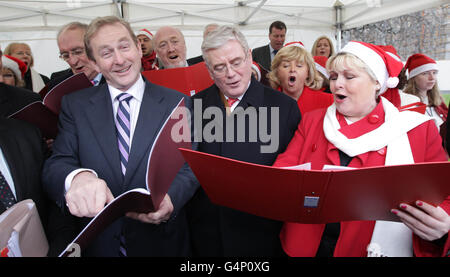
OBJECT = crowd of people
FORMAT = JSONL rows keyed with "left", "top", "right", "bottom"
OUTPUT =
{"left": 0, "top": 17, "right": 449, "bottom": 257}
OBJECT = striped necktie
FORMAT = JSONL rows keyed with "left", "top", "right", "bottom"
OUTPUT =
{"left": 115, "top": 93, "right": 133, "bottom": 257}
{"left": 115, "top": 93, "right": 133, "bottom": 176}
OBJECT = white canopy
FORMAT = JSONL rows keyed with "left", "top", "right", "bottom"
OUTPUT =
{"left": 0, "top": 0, "right": 448, "bottom": 78}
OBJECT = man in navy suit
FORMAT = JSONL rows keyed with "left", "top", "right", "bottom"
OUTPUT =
{"left": 251, "top": 21, "right": 287, "bottom": 71}
{"left": 42, "top": 16, "right": 198, "bottom": 256}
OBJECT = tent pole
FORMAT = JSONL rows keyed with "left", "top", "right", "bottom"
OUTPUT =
{"left": 334, "top": 0, "right": 343, "bottom": 51}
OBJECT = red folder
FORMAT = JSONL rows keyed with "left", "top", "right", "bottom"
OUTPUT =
{"left": 59, "top": 99, "right": 191, "bottom": 257}
{"left": 142, "top": 62, "right": 214, "bottom": 96}
{"left": 399, "top": 102, "right": 427, "bottom": 114}
{"left": 180, "top": 148, "right": 450, "bottom": 224}
{"left": 9, "top": 73, "right": 92, "bottom": 139}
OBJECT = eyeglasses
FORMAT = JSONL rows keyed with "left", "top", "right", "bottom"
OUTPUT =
{"left": 2, "top": 73, "right": 14, "bottom": 78}
{"left": 59, "top": 47, "right": 85, "bottom": 61}
{"left": 210, "top": 54, "right": 248, "bottom": 77}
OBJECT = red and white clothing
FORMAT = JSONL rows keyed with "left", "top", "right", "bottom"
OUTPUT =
{"left": 297, "top": 86, "right": 334, "bottom": 115}
{"left": 273, "top": 98, "right": 449, "bottom": 257}
{"left": 141, "top": 51, "right": 158, "bottom": 71}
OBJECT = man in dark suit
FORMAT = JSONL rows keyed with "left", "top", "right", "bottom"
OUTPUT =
{"left": 187, "top": 26, "right": 301, "bottom": 257}
{"left": 47, "top": 22, "right": 103, "bottom": 91}
{"left": 42, "top": 16, "right": 198, "bottom": 256}
{"left": 251, "top": 21, "right": 287, "bottom": 71}
{"left": 0, "top": 117, "right": 77, "bottom": 256}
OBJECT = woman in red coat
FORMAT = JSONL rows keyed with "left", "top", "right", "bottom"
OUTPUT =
{"left": 267, "top": 41, "right": 333, "bottom": 115}
{"left": 273, "top": 41, "right": 449, "bottom": 257}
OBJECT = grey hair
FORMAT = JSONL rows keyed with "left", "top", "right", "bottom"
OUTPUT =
{"left": 57, "top": 21, "right": 88, "bottom": 42}
{"left": 201, "top": 25, "right": 249, "bottom": 66}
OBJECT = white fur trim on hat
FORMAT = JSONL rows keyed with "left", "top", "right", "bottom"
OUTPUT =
{"left": 407, "top": 63, "right": 439, "bottom": 80}
{"left": 341, "top": 41, "right": 389, "bottom": 93}
{"left": 137, "top": 29, "right": 153, "bottom": 40}
{"left": 315, "top": 63, "right": 329, "bottom": 79}
{"left": 251, "top": 63, "right": 261, "bottom": 81}
{"left": 1, "top": 55, "right": 22, "bottom": 81}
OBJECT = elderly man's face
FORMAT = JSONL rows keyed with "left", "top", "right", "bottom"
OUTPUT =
{"left": 205, "top": 40, "right": 253, "bottom": 99}
{"left": 58, "top": 28, "right": 98, "bottom": 80}
{"left": 154, "top": 27, "right": 187, "bottom": 69}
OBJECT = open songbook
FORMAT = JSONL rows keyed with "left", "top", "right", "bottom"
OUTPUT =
{"left": 9, "top": 73, "right": 92, "bottom": 139}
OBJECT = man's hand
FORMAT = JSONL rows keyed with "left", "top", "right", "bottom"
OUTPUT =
{"left": 126, "top": 194, "right": 174, "bottom": 224}
{"left": 65, "top": 171, "right": 114, "bottom": 217}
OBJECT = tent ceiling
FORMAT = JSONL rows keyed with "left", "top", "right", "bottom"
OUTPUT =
{"left": 0, "top": 0, "right": 447, "bottom": 32}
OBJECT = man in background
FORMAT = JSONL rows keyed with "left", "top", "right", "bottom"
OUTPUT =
{"left": 48, "top": 22, "right": 103, "bottom": 90}
{"left": 137, "top": 28, "right": 158, "bottom": 71}
{"left": 252, "top": 21, "right": 286, "bottom": 71}
{"left": 153, "top": 26, "right": 192, "bottom": 69}
{"left": 187, "top": 23, "right": 219, "bottom": 65}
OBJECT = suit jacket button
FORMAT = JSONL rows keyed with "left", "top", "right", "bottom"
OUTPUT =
{"left": 312, "top": 144, "right": 317, "bottom": 152}
{"left": 368, "top": 114, "right": 380, "bottom": 124}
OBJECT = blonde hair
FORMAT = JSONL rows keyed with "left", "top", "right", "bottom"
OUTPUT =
{"left": 327, "top": 52, "right": 381, "bottom": 95}
{"left": 311, "top": 36, "right": 335, "bottom": 58}
{"left": 4, "top": 42, "right": 33, "bottom": 68}
{"left": 1, "top": 67, "right": 25, "bottom": 88}
{"left": 268, "top": 46, "right": 323, "bottom": 90}
{"left": 403, "top": 77, "right": 442, "bottom": 106}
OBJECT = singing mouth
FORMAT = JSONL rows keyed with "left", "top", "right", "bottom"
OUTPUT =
{"left": 288, "top": 76, "right": 296, "bottom": 86}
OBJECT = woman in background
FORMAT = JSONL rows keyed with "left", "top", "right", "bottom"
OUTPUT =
{"left": 5, "top": 42, "right": 49, "bottom": 92}
{"left": 402, "top": 53, "right": 448, "bottom": 129}
{"left": 268, "top": 41, "right": 333, "bottom": 115}
{"left": 311, "top": 36, "right": 335, "bottom": 58}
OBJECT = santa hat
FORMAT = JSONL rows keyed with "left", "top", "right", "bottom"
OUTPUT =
{"left": 404, "top": 53, "right": 438, "bottom": 80}
{"left": 136, "top": 28, "right": 153, "bottom": 40}
{"left": 376, "top": 45, "right": 401, "bottom": 60}
{"left": 1, "top": 54, "right": 27, "bottom": 80}
{"left": 251, "top": 61, "right": 261, "bottom": 81}
{"left": 313, "top": 55, "right": 329, "bottom": 79}
{"left": 340, "top": 41, "right": 403, "bottom": 94}
{"left": 284, "top": 41, "right": 305, "bottom": 49}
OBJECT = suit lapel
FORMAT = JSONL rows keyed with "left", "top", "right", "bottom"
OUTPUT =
{"left": 85, "top": 85, "right": 123, "bottom": 187}
{"left": 124, "top": 82, "right": 168, "bottom": 190}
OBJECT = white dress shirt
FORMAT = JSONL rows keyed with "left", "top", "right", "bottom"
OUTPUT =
{"left": 64, "top": 76, "right": 146, "bottom": 192}
{"left": 0, "top": 147, "right": 16, "bottom": 199}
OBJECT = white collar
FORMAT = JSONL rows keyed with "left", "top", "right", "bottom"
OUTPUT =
{"left": 108, "top": 75, "right": 145, "bottom": 103}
